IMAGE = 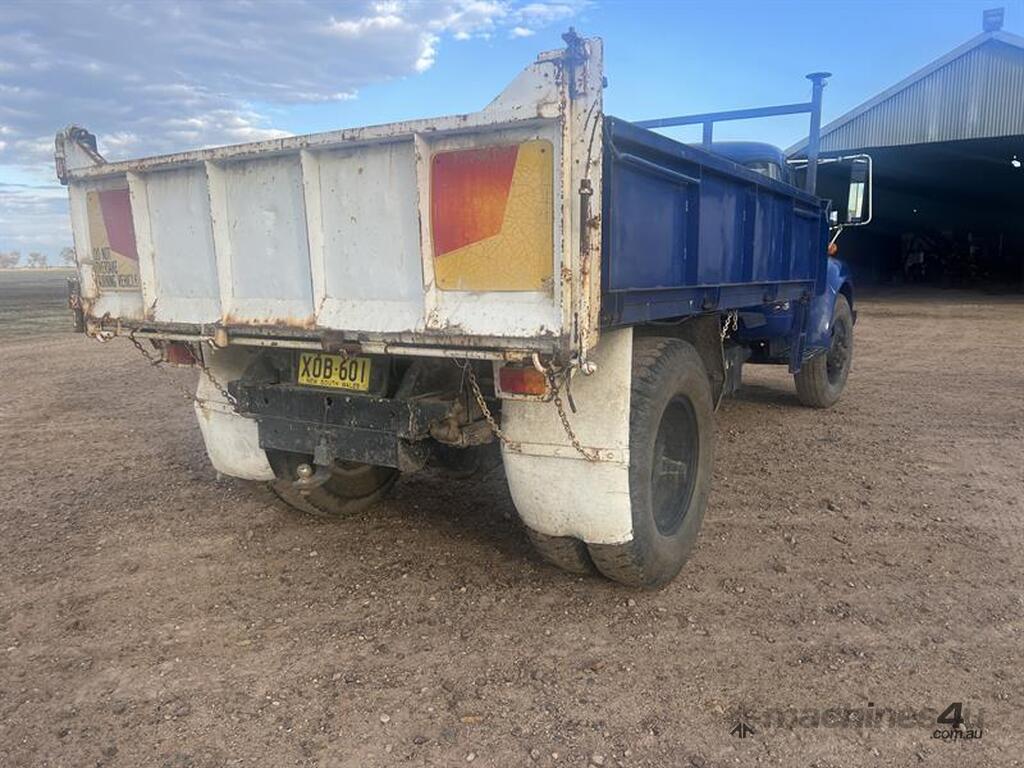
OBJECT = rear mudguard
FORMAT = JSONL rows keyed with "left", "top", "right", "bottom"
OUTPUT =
{"left": 194, "top": 346, "right": 275, "bottom": 481}
{"left": 501, "top": 328, "right": 635, "bottom": 545}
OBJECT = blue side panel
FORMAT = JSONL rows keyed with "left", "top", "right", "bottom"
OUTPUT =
{"left": 697, "top": 174, "right": 745, "bottom": 285}
{"left": 806, "top": 256, "right": 855, "bottom": 349}
{"left": 600, "top": 117, "right": 828, "bottom": 327}
{"left": 608, "top": 164, "right": 692, "bottom": 290}
{"left": 750, "top": 190, "right": 790, "bottom": 282}
{"left": 791, "top": 210, "right": 819, "bottom": 281}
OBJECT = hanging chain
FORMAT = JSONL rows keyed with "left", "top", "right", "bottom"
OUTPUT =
{"left": 127, "top": 332, "right": 238, "bottom": 411}
{"left": 721, "top": 310, "right": 739, "bottom": 341}
{"left": 197, "top": 352, "right": 238, "bottom": 408}
{"left": 463, "top": 361, "right": 600, "bottom": 463}
{"left": 463, "top": 364, "right": 511, "bottom": 446}
{"left": 128, "top": 329, "right": 600, "bottom": 461}
{"left": 549, "top": 370, "right": 601, "bottom": 462}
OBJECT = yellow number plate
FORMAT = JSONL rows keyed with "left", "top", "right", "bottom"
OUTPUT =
{"left": 297, "top": 353, "right": 372, "bottom": 391}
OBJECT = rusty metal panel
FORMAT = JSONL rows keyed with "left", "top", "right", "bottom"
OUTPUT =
{"left": 129, "top": 166, "right": 221, "bottom": 324}
{"left": 312, "top": 141, "right": 423, "bottom": 334}
{"left": 216, "top": 155, "right": 314, "bottom": 326}
{"left": 58, "top": 37, "right": 606, "bottom": 362}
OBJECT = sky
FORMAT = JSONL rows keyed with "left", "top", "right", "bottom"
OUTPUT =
{"left": 1, "top": 0, "right": 1021, "bottom": 259}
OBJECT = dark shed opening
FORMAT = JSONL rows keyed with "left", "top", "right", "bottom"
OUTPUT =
{"left": 790, "top": 23, "right": 1024, "bottom": 290}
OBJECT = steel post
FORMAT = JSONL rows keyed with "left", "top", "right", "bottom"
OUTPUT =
{"left": 804, "top": 72, "right": 831, "bottom": 194}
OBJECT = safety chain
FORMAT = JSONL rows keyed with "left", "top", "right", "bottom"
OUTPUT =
{"left": 463, "top": 364, "right": 510, "bottom": 446}
{"left": 198, "top": 354, "right": 239, "bottom": 409}
{"left": 720, "top": 310, "right": 739, "bottom": 341}
{"left": 549, "top": 371, "right": 601, "bottom": 462}
{"left": 463, "top": 361, "right": 600, "bottom": 463}
{"left": 127, "top": 332, "right": 238, "bottom": 411}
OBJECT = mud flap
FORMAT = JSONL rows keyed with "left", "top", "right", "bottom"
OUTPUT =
{"left": 193, "top": 345, "right": 274, "bottom": 481}
{"left": 500, "top": 328, "right": 634, "bottom": 545}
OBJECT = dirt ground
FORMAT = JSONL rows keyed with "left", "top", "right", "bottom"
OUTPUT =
{"left": 1, "top": 278, "right": 1022, "bottom": 767}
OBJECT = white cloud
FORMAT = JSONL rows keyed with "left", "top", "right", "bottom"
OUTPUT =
{"left": 0, "top": 0, "right": 586, "bottom": 256}
{"left": 517, "top": 2, "right": 582, "bottom": 24}
{"left": 325, "top": 13, "right": 406, "bottom": 37}
{"left": 0, "top": 180, "right": 70, "bottom": 256}
{"left": 416, "top": 33, "right": 442, "bottom": 73}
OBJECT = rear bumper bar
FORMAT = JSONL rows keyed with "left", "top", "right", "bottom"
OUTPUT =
{"left": 232, "top": 383, "right": 447, "bottom": 470}
{"left": 231, "top": 382, "right": 494, "bottom": 471}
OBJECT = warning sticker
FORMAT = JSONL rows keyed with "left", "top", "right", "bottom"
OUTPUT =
{"left": 86, "top": 188, "right": 140, "bottom": 291}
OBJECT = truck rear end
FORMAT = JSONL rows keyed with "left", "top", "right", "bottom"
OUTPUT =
{"left": 59, "top": 33, "right": 854, "bottom": 588}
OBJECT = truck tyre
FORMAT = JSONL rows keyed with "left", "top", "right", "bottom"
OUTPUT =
{"left": 588, "top": 338, "right": 715, "bottom": 588}
{"left": 795, "top": 294, "right": 853, "bottom": 409}
{"left": 267, "top": 451, "right": 398, "bottom": 518}
{"left": 526, "top": 530, "right": 596, "bottom": 575}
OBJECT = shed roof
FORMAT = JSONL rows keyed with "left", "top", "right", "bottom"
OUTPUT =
{"left": 788, "top": 30, "right": 1024, "bottom": 156}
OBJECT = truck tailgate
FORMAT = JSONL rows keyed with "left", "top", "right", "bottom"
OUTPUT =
{"left": 57, "top": 36, "right": 604, "bottom": 359}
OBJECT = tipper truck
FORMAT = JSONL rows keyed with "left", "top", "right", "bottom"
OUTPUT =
{"left": 57, "top": 32, "right": 869, "bottom": 587}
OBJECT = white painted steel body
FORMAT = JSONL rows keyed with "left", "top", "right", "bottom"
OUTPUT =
{"left": 58, "top": 40, "right": 605, "bottom": 360}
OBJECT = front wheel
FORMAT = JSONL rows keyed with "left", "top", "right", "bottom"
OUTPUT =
{"left": 794, "top": 293, "right": 854, "bottom": 408}
{"left": 586, "top": 338, "right": 715, "bottom": 588}
{"left": 267, "top": 451, "right": 398, "bottom": 518}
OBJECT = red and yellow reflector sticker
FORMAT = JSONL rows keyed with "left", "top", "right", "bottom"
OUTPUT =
{"left": 86, "top": 188, "right": 140, "bottom": 292}
{"left": 430, "top": 140, "right": 553, "bottom": 292}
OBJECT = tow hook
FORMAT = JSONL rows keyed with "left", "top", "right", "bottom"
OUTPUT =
{"left": 292, "top": 462, "right": 332, "bottom": 491}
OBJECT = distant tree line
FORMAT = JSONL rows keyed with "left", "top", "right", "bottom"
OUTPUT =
{"left": 0, "top": 248, "right": 76, "bottom": 268}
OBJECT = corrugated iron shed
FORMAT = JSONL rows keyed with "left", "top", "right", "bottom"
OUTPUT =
{"left": 789, "top": 30, "right": 1024, "bottom": 155}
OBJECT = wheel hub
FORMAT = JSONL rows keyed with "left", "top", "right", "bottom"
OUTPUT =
{"left": 651, "top": 396, "right": 700, "bottom": 536}
{"left": 826, "top": 317, "right": 850, "bottom": 385}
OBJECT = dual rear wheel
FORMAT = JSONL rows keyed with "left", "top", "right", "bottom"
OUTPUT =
{"left": 528, "top": 297, "right": 855, "bottom": 586}
{"left": 528, "top": 338, "right": 715, "bottom": 588}
{"left": 267, "top": 338, "right": 715, "bottom": 589}
{"left": 267, "top": 314, "right": 849, "bottom": 588}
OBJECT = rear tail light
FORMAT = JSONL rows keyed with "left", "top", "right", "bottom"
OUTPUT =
{"left": 160, "top": 341, "right": 198, "bottom": 367}
{"left": 498, "top": 365, "right": 549, "bottom": 397}
{"left": 430, "top": 140, "right": 553, "bottom": 292}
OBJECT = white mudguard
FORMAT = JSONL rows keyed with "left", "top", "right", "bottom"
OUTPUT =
{"left": 193, "top": 345, "right": 274, "bottom": 481}
{"left": 500, "top": 328, "right": 634, "bottom": 545}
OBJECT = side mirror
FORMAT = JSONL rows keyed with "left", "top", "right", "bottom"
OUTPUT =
{"left": 789, "top": 154, "right": 873, "bottom": 227}
{"left": 838, "top": 155, "right": 871, "bottom": 225}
